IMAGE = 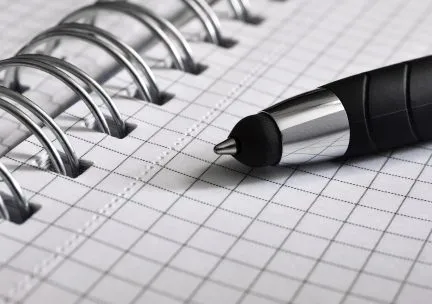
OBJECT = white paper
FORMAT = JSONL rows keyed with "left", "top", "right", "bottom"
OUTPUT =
{"left": 1, "top": 0, "right": 432, "bottom": 303}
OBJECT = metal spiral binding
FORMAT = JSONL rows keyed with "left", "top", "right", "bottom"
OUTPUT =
{"left": 228, "top": 0, "right": 254, "bottom": 22}
{"left": 99, "top": 0, "right": 226, "bottom": 45}
{"left": 95, "top": 0, "right": 254, "bottom": 24}
{"left": 12, "top": 53, "right": 128, "bottom": 138}
{"left": 0, "top": 85, "right": 81, "bottom": 177}
{"left": 59, "top": 1, "right": 199, "bottom": 73}
{"left": 0, "top": 161, "right": 30, "bottom": 222}
{"left": 12, "top": 25, "right": 155, "bottom": 113}
{"left": 0, "top": 56, "right": 111, "bottom": 135}
{"left": 0, "top": 0, "right": 261, "bottom": 224}
{"left": 0, "top": 97, "right": 67, "bottom": 175}
{"left": 40, "top": 23, "right": 161, "bottom": 104}
{"left": 182, "top": 0, "right": 225, "bottom": 46}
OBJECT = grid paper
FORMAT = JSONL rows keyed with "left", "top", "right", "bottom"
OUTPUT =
{"left": 1, "top": 0, "right": 432, "bottom": 304}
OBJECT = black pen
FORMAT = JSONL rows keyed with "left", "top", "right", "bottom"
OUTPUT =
{"left": 214, "top": 56, "right": 432, "bottom": 167}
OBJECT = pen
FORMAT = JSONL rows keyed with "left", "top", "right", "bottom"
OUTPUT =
{"left": 214, "top": 55, "right": 432, "bottom": 167}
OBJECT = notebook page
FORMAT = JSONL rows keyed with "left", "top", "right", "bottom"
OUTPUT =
{"left": 1, "top": 0, "right": 432, "bottom": 304}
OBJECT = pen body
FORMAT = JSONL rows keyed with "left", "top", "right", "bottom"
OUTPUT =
{"left": 323, "top": 55, "right": 432, "bottom": 157}
{"left": 216, "top": 55, "right": 432, "bottom": 167}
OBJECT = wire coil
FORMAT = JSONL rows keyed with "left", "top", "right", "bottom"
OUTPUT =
{"left": 0, "top": 97, "right": 67, "bottom": 175}
{"left": 182, "top": 0, "right": 225, "bottom": 45}
{"left": 0, "top": 85, "right": 81, "bottom": 177}
{"left": 59, "top": 1, "right": 199, "bottom": 73}
{"left": 0, "top": 56, "right": 111, "bottom": 135}
{"left": 28, "top": 24, "right": 161, "bottom": 104}
{"left": 228, "top": 0, "right": 254, "bottom": 22}
{"left": 0, "top": 0, "right": 259, "bottom": 223}
{"left": 0, "top": 161, "right": 29, "bottom": 222}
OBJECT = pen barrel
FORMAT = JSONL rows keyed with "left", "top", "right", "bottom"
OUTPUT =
{"left": 323, "top": 55, "right": 432, "bottom": 157}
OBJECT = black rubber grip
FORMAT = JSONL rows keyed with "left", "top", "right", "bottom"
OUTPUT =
{"left": 323, "top": 55, "right": 432, "bottom": 157}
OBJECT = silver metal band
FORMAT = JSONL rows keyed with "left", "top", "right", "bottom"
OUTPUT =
{"left": 15, "top": 27, "right": 153, "bottom": 108}
{"left": 264, "top": 88, "right": 350, "bottom": 165}
{"left": 0, "top": 98, "right": 67, "bottom": 175}
{"left": 182, "top": 0, "right": 224, "bottom": 45}
{"left": 228, "top": 0, "right": 252, "bottom": 22}
{"left": 0, "top": 86, "right": 81, "bottom": 177}
{"left": 59, "top": 2, "right": 198, "bottom": 73}
{"left": 0, "top": 192, "right": 8, "bottom": 221}
{"left": 0, "top": 57, "right": 111, "bottom": 135}
{"left": 40, "top": 23, "right": 160, "bottom": 103}
{"left": 93, "top": 0, "right": 224, "bottom": 45}
{"left": 0, "top": 162, "right": 29, "bottom": 222}
{"left": 15, "top": 53, "right": 127, "bottom": 138}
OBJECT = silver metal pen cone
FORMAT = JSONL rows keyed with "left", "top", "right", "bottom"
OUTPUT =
{"left": 263, "top": 88, "right": 350, "bottom": 164}
{"left": 214, "top": 138, "right": 238, "bottom": 155}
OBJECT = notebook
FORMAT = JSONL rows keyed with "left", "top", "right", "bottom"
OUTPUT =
{"left": 1, "top": 0, "right": 432, "bottom": 303}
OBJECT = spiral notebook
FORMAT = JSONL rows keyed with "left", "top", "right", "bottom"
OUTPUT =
{"left": 1, "top": 0, "right": 432, "bottom": 303}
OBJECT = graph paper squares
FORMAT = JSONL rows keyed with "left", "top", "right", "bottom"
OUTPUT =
{"left": 0, "top": 0, "right": 432, "bottom": 303}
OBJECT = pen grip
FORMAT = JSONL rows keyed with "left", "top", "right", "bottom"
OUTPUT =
{"left": 323, "top": 55, "right": 432, "bottom": 157}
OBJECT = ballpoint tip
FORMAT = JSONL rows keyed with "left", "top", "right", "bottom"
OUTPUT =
{"left": 214, "top": 138, "right": 238, "bottom": 155}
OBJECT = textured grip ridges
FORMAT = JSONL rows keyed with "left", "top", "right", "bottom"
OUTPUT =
{"left": 323, "top": 55, "right": 432, "bottom": 157}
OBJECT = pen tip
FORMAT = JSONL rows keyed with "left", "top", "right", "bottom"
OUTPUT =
{"left": 214, "top": 138, "right": 238, "bottom": 155}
